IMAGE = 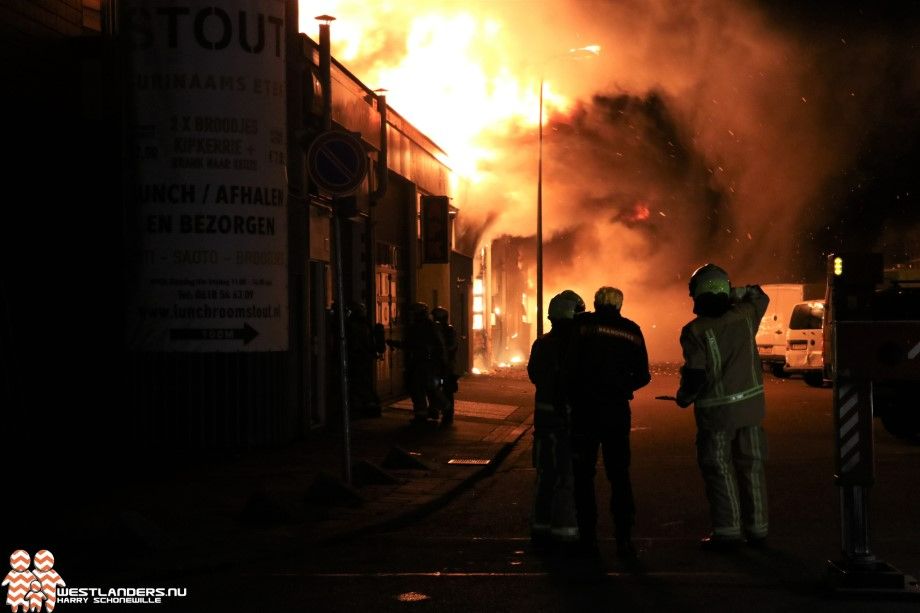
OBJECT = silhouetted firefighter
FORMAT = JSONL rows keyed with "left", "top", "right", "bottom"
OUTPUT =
{"left": 431, "top": 306, "right": 458, "bottom": 425}
{"left": 346, "top": 302, "right": 384, "bottom": 418}
{"left": 387, "top": 302, "right": 448, "bottom": 424}
{"left": 565, "top": 286, "right": 651, "bottom": 559}
{"left": 527, "top": 290, "right": 585, "bottom": 549}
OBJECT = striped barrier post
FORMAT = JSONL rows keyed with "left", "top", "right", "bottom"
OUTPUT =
{"left": 826, "top": 253, "right": 920, "bottom": 595}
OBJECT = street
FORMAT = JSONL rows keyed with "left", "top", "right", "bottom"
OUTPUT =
{"left": 182, "top": 367, "right": 920, "bottom": 612}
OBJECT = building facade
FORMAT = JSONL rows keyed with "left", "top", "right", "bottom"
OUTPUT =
{"left": 3, "top": 0, "right": 472, "bottom": 455}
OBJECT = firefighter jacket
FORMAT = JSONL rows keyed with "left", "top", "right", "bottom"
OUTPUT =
{"left": 439, "top": 323, "right": 459, "bottom": 376}
{"left": 676, "top": 285, "right": 770, "bottom": 431}
{"left": 389, "top": 318, "right": 448, "bottom": 374}
{"left": 528, "top": 320, "right": 576, "bottom": 429}
{"left": 564, "top": 308, "right": 651, "bottom": 429}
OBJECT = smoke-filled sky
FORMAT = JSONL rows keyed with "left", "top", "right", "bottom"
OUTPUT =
{"left": 306, "top": 0, "right": 919, "bottom": 360}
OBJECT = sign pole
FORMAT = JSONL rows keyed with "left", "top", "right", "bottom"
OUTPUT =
{"left": 316, "top": 16, "right": 354, "bottom": 486}
{"left": 332, "top": 211, "right": 352, "bottom": 486}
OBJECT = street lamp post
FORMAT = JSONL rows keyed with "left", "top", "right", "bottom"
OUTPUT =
{"left": 537, "top": 76, "right": 545, "bottom": 337}
{"left": 535, "top": 46, "right": 599, "bottom": 338}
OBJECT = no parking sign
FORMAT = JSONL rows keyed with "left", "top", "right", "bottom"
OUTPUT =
{"left": 307, "top": 130, "right": 369, "bottom": 196}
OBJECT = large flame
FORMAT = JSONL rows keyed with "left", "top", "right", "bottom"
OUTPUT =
{"left": 304, "top": 1, "right": 582, "bottom": 180}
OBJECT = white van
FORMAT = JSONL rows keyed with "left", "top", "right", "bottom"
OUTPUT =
{"left": 756, "top": 284, "right": 804, "bottom": 376}
{"left": 784, "top": 300, "right": 825, "bottom": 387}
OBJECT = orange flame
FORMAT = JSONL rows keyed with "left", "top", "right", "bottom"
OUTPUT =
{"left": 302, "top": 1, "right": 584, "bottom": 182}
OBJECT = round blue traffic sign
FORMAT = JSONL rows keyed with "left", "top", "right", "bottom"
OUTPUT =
{"left": 307, "top": 130, "right": 369, "bottom": 195}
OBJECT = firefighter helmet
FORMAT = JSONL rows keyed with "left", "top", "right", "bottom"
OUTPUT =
{"left": 409, "top": 302, "right": 430, "bottom": 322}
{"left": 594, "top": 286, "right": 624, "bottom": 310}
{"left": 689, "top": 263, "right": 730, "bottom": 298}
{"left": 558, "top": 289, "right": 586, "bottom": 314}
{"left": 348, "top": 302, "right": 367, "bottom": 319}
{"left": 548, "top": 293, "right": 577, "bottom": 321}
{"left": 431, "top": 306, "right": 449, "bottom": 324}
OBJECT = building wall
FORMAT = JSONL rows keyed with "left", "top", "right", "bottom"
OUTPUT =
{"left": 372, "top": 173, "right": 413, "bottom": 401}
{"left": 4, "top": 0, "right": 129, "bottom": 485}
{"left": 2, "top": 5, "right": 468, "bottom": 461}
{"left": 309, "top": 31, "right": 470, "bottom": 407}
{"left": 450, "top": 251, "right": 474, "bottom": 374}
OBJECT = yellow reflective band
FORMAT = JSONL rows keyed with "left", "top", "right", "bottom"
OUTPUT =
{"left": 696, "top": 385, "right": 764, "bottom": 408}
{"left": 551, "top": 527, "right": 580, "bottom": 540}
{"left": 705, "top": 329, "right": 725, "bottom": 398}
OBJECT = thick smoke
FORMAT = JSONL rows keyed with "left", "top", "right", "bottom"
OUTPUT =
{"left": 452, "top": 0, "right": 918, "bottom": 359}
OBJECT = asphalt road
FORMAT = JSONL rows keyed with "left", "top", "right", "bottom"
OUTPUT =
{"left": 184, "top": 367, "right": 920, "bottom": 612}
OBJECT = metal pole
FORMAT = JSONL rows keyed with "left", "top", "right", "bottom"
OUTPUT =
{"left": 840, "top": 484, "right": 875, "bottom": 565}
{"left": 318, "top": 16, "right": 352, "bottom": 485}
{"left": 318, "top": 18, "right": 333, "bottom": 131}
{"left": 536, "top": 77, "right": 544, "bottom": 338}
{"left": 333, "top": 214, "right": 352, "bottom": 485}
{"left": 534, "top": 47, "right": 598, "bottom": 339}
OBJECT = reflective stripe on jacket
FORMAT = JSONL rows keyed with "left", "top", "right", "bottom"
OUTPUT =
{"left": 678, "top": 288, "right": 769, "bottom": 430}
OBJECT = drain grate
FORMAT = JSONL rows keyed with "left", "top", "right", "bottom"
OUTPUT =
{"left": 447, "top": 458, "right": 491, "bottom": 465}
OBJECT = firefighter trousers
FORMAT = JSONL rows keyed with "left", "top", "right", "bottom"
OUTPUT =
{"left": 571, "top": 424, "right": 635, "bottom": 543}
{"left": 407, "top": 363, "right": 446, "bottom": 418}
{"left": 696, "top": 425, "right": 769, "bottom": 540}
{"left": 532, "top": 417, "right": 579, "bottom": 542}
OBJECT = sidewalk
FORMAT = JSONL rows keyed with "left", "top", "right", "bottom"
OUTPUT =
{"left": 69, "top": 374, "right": 532, "bottom": 579}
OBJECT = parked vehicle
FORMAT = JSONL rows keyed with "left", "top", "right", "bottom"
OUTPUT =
{"left": 756, "top": 284, "right": 804, "bottom": 376}
{"left": 784, "top": 300, "right": 825, "bottom": 387}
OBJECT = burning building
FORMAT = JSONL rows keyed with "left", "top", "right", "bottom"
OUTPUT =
{"left": 310, "top": 0, "right": 919, "bottom": 366}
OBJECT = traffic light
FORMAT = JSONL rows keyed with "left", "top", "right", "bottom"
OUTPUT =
{"left": 827, "top": 252, "right": 882, "bottom": 321}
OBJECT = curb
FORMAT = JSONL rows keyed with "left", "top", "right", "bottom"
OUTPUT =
{"left": 318, "top": 423, "right": 532, "bottom": 544}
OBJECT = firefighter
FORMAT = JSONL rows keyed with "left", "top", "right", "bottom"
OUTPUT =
{"left": 566, "top": 286, "right": 651, "bottom": 558}
{"left": 527, "top": 291, "right": 584, "bottom": 549}
{"left": 345, "top": 302, "right": 382, "bottom": 418}
{"left": 387, "top": 302, "right": 448, "bottom": 423}
{"left": 558, "top": 289, "right": 586, "bottom": 316}
{"left": 431, "top": 306, "right": 459, "bottom": 425}
{"left": 673, "top": 264, "right": 770, "bottom": 550}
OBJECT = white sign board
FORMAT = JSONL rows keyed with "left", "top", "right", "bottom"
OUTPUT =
{"left": 123, "top": 0, "right": 288, "bottom": 351}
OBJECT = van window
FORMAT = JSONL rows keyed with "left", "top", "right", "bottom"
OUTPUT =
{"left": 789, "top": 303, "right": 824, "bottom": 330}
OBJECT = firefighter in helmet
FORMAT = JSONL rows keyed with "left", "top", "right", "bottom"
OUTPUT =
{"left": 673, "top": 263, "right": 770, "bottom": 550}
{"left": 387, "top": 302, "right": 448, "bottom": 423}
{"left": 558, "top": 290, "right": 585, "bottom": 315}
{"left": 565, "top": 286, "right": 650, "bottom": 558}
{"left": 431, "top": 306, "right": 459, "bottom": 425}
{"left": 527, "top": 290, "right": 584, "bottom": 548}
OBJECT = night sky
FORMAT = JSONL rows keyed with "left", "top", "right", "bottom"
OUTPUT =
{"left": 753, "top": 0, "right": 920, "bottom": 279}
